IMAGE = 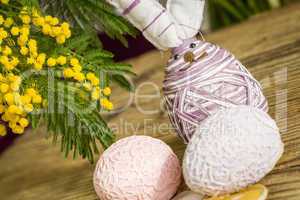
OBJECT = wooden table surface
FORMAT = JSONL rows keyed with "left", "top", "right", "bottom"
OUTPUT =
{"left": 0, "top": 4, "right": 300, "bottom": 200}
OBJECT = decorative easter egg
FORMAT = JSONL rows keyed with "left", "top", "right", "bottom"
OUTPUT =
{"left": 205, "top": 184, "right": 268, "bottom": 200}
{"left": 182, "top": 106, "right": 284, "bottom": 196}
{"left": 172, "top": 191, "right": 204, "bottom": 200}
{"left": 163, "top": 39, "right": 268, "bottom": 143}
{"left": 105, "top": 0, "right": 269, "bottom": 143}
{"left": 93, "top": 135, "right": 182, "bottom": 200}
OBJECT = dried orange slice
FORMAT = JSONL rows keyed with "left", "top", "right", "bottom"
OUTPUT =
{"left": 205, "top": 184, "right": 268, "bottom": 200}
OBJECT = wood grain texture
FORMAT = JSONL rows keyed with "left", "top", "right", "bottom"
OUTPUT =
{"left": 0, "top": 4, "right": 300, "bottom": 200}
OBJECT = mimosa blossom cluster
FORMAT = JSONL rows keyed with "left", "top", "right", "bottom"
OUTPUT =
{"left": 0, "top": 2, "right": 113, "bottom": 136}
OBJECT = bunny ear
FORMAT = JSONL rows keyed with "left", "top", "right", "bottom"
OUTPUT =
{"left": 167, "top": 0, "right": 205, "bottom": 39}
{"left": 106, "top": 0, "right": 185, "bottom": 50}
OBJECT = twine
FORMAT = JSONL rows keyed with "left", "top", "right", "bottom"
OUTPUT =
{"left": 163, "top": 40, "right": 268, "bottom": 143}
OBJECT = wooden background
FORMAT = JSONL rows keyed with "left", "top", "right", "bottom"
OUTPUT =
{"left": 0, "top": 3, "right": 299, "bottom": 200}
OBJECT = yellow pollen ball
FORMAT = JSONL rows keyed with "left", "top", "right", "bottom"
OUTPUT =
{"left": 47, "top": 57, "right": 56, "bottom": 67}
{"left": 57, "top": 56, "right": 67, "bottom": 65}
{"left": 44, "top": 15, "right": 53, "bottom": 23}
{"left": 100, "top": 98, "right": 113, "bottom": 110}
{"left": 34, "top": 17, "right": 45, "bottom": 26}
{"left": 10, "top": 82, "right": 20, "bottom": 91}
{"left": 34, "top": 62, "right": 43, "bottom": 71}
{"left": 86, "top": 72, "right": 95, "bottom": 80}
{"left": 0, "top": 83, "right": 9, "bottom": 93}
{"left": 20, "top": 15, "right": 31, "bottom": 24}
{"left": 103, "top": 87, "right": 111, "bottom": 96}
{"left": 106, "top": 102, "right": 114, "bottom": 110}
{"left": 7, "top": 105, "right": 21, "bottom": 114}
{"left": 4, "top": 93, "right": 14, "bottom": 105}
{"left": 42, "top": 24, "right": 51, "bottom": 35}
{"left": 63, "top": 68, "right": 74, "bottom": 78}
{"left": 12, "top": 125, "right": 24, "bottom": 134}
{"left": 31, "top": 51, "right": 38, "bottom": 58}
{"left": 64, "top": 29, "right": 71, "bottom": 38}
{"left": 20, "top": 95, "right": 31, "bottom": 104}
{"left": 20, "top": 46, "right": 29, "bottom": 55}
{"left": 0, "top": 32, "right": 7, "bottom": 40}
{"left": 5, "top": 64, "right": 14, "bottom": 71}
{"left": 20, "top": 26, "right": 30, "bottom": 35}
{"left": 0, "top": 16, "right": 4, "bottom": 25}
{"left": 1, "top": 114, "right": 9, "bottom": 122}
{"left": 28, "top": 39, "right": 37, "bottom": 48}
{"left": 9, "top": 122, "right": 17, "bottom": 129}
{"left": 2, "top": 46, "right": 12, "bottom": 55}
{"left": 37, "top": 53, "right": 46, "bottom": 64}
{"left": 52, "top": 26, "right": 61, "bottom": 36}
{"left": 0, "top": 124, "right": 7, "bottom": 136}
{"left": 26, "top": 88, "right": 36, "bottom": 97}
{"left": 0, "top": 104, "right": 5, "bottom": 113}
{"left": 4, "top": 17, "right": 13, "bottom": 27}
{"left": 10, "top": 114, "right": 21, "bottom": 123}
{"left": 56, "top": 35, "right": 66, "bottom": 44}
{"left": 91, "top": 77, "right": 99, "bottom": 86}
{"left": 50, "top": 17, "right": 59, "bottom": 26}
{"left": 70, "top": 58, "right": 79, "bottom": 67}
{"left": 19, "top": 118, "right": 29, "bottom": 128}
{"left": 11, "top": 57, "right": 19, "bottom": 66}
{"left": 24, "top": 104, "right": 33, "bottom": 112}
{"left": 17, "top": 35, "right": 28, "bottom": 46}
{"left": 74, "top": 73, "right": 85, "bottom": 82}
{"left": 72, "top": 65, "right": 82, "bottom": 72}
{"left": 32, "top": 94, "right": 42, "bottom": 104}
{"left": 100, "top": 98, "right": 107, "bottom": 106}
{"left": 61, "top": 22, "right": 70, "bottom": 30}
{"left": 8, "top": 121, "right": 17, "bottom": 129}
{"left": 92, "top": 90, "right": 100, "bottom": 100}
{"left": 10, "top": 26, "right": 20, "bottom": 36}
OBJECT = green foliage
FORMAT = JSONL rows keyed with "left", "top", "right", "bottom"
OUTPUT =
{"left": 39, "top": 0, "right": 138, "bottom": 47}
{"left": 21, "top": 33, "right": 131, "bottom": 163}
{"left": 208, "top": 0, "right": 282, "bottom": 29}
{"left": 28, "top": 74, "right": 115, "bottom": 162}
{"left": 0, "top": 0, "right": 136, "bottom": 163}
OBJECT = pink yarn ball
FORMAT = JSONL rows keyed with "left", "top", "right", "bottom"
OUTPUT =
{"left": 163, "top": 39, "right": 268, "bottom": 143}
{"left": 93, "top": 136, "right": 182, "bottom": 200}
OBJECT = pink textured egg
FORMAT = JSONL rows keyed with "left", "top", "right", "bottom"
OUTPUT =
{"left": 163, "top": 38, "right": 268, "bottom": 143}
{"left": 93, "top": 136, "right": 182, "bottom": 200}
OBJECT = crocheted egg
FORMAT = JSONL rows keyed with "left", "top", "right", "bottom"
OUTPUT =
{"left": 163, "top": 39, "right": 268, "bottom": 143}
{"left": 182, "top": 106, "right": 284, "bottom": 196}
{"left": 93, "top": 136, "right": 182, "bottom": 200}
{"left": 172, "top": 191, "right": 204, "bottom": 200}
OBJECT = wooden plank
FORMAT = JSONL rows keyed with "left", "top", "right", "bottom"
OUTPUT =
{"left": 0, "top": 4, "right": 300, "bottom": 200}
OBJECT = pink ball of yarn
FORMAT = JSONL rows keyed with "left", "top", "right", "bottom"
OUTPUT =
{"left": 163, "top": 39, "right": 268, "bottom": 143}
{"left": 93, "top": 136, "right": 182, "bottom": 200}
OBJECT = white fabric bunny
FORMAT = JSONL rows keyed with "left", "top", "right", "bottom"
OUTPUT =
{"left": 106, "top": 0, "right": 205, "bottom": 50}
{"left": 105, "top": 0, "right": 283, "bottom": 198}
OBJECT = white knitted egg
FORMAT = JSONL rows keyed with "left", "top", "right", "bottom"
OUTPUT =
{"left": 183, "top": 106, "right": 284, "bottom": 196}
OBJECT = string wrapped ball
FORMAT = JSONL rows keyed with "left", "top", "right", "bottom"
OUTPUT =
{"left": 182, "top": 106, "right": 284, "bottom": 196}
{"left": 93, "top": 136, "right": 182, "bottom": 200}
{"left": 163, "top": 39, "right": 268, "bottom": 143}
